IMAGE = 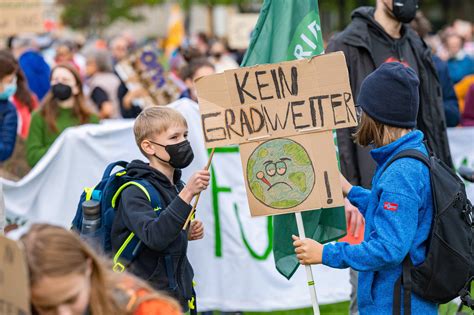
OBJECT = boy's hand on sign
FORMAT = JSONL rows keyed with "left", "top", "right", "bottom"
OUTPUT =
{"left": 292, "top": 235, "right": 323, "bottom": 265}
{"left": 180, "top": 170, "right": 210, "bottom": 203}
{"left": 345, "top": 198, "right": 364, "bottom": 238}
{"left": 188, "top": 220, "right": 204, "bottom": 241}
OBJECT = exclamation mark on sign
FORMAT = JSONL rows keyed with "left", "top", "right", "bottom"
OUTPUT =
{"left": 324, "top": 171, "right": 333, "bottom": 204}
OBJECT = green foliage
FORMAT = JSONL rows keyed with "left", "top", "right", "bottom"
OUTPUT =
{"left": 58, "top": 0, "right": 164, "bottom": 30}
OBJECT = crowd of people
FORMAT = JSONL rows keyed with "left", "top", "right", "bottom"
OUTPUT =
{"left": 410, "top": 14, "right": 474, "bottom": 127}
{"left": 0, "top": 1, "right": 473, "bottom": 315}
{"left": 0, "top": 31, "right": 240, "bottom": 180}
{"left": 0, "top": 17, "right": 471, "bottom": 182}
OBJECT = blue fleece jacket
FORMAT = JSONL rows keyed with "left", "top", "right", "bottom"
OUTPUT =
{"left": 323, "top": 131, "right": 437, "bottom": 314}
{"left": 0, "top": 99, "right": 18, "bottom": 161}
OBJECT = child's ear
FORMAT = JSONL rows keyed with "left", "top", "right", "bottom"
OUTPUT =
{"left": 141, "top": 140, "right": 155, "bottom": 156}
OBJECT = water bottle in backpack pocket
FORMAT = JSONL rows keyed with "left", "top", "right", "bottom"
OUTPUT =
{"left": 71, "top": 160, "right": 163, "bottom": 269}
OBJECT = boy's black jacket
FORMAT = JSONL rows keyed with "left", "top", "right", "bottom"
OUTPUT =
{"left": 111, "top": 160, "right": 194, "bottom": 310}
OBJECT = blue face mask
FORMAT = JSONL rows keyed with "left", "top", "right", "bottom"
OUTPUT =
{"left": 0, "top": 83, "right": 17, "bottom": 101}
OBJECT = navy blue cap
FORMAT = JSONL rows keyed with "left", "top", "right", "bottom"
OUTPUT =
{"left": 357, "top": 62, "right": 420, "bottom": 128}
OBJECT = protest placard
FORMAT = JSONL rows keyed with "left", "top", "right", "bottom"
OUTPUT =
{"left": 0, "top": 235, "right": 30, "bottom": 315}
{"left": 196, "top": 52, "right": 357, "bottom": 148}
{"left": 228, "top": 14, "right": 259, "bottom": 49}
{"left": 196, "top": 52, "right": 357, "bottom": 216}
{"left": 0, "top": 0, "right": 45, "bottom": 36}
{"left": 115, "top": 45, "right": 183, "bottom": 107}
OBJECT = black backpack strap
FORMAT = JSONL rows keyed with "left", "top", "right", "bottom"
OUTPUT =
{"left": 387, "top": 150, "right": 428, "bottom": 315}
{"left": 459, "top": 277, "right": 474, "bottom": 311}
{"left": 393, "top": 256, "right": 414, "bottom": 315}
{"left": 382, "top": 149, "right": 431, "bottom": 175}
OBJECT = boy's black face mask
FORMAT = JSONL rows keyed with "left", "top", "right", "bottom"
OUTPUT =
{"left": 390, "top": 0, "right": 419, "bottom": 23}
{"left": 150, "top": 139, "right": 194, "bottom": 169}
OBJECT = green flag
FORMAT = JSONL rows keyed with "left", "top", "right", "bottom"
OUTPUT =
{"left": 241, "top": 0, "right": 347, "bottom": 279}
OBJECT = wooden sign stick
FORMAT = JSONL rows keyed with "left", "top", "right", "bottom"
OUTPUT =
{"left": 295, "top": 211, "right": 321, "bottom": 315}
{"left": 182, "top": 148, "right": 215, "bottom": 230}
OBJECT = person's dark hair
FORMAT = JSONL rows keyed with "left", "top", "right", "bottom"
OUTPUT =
{"left": 0, "top": 49, "right": 17, "bottom": 79}
{"left": 410, "top": 11, "right": 432, "bottom": 38}
{"left": 6, "top": 36, "right": 16, "bottom": 50}
{"left": 0, "top": 50, "right": 35, "bottom": 111}
{"left": 197, "top": 32, "right": 209, "bottom": 45}
{"left": 41, "top": 63, "right": 92, "bottom": 133}
{"left": 16, "top": 68, "right": 35, "bottom": 111}
{"left": 354, "top": 112, "right": 410, "bottom": 147}
{"left": 179, "top": 58, "right": 214, "bottom": 81}
{"left": 179, "top": 47, "right": 204, "bottom": 63}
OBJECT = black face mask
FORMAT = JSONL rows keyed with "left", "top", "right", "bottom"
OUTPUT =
{"left": 391, "top": 0, "right": 419, "bottom": 23}
{"left": 151, "top": 139, "right": 194, "bottom": 169}
{"left": 52, "top": 83, "right": 73, "bottom": 101}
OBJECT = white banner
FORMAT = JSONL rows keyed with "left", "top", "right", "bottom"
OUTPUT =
{"left": 447, "top": 128, "right": 474, "bottom": 199}
{"left": 2, "top": 98, "right": 350, "bottom": 312}
{"left": 3, "top": 99, "right": 472, "bottom": 311}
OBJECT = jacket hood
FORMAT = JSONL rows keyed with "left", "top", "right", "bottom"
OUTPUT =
{"left": 126, "top": 160, "right": 182, "bottom": 187}
{"left": 19, "top": 51, "right": 50, "bottom": 75}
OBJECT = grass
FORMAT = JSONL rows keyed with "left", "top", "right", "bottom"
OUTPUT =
{"left": 195, "top": 277, "right": 474, "bottom": 314}
{"left": 197, "top": 300, "right": 474, "bottom": 315}
{"left": 244, "top": 301, "right": 349, "bottom": 315}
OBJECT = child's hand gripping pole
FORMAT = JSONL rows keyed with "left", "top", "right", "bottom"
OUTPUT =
{"left": 295, "top": 211, "right": 321, "bottom": 315}
{"left": 182, "top": 148, "right": 215, "bottom": 230}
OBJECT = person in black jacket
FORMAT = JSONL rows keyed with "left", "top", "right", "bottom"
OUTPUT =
{"left": 326, "top": 1, "right": 453, "bottom": 314}
{"left": 111, "top": 106, "right": 209, "bottom": 312}
{"left": 327, "top": 1, "right": 453, "bottom": 189}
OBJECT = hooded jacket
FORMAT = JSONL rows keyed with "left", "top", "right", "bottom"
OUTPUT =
{"left": 18, "top": 51, "right": 51, "bottom": 101}
{"left": 111, "top": 160, "right": 193, "bottom": 311}
{"left": 327, "top": 7, "right": 453, "bottom": 188}
{"left": 323, "top": 131, "right": 436, "bottom": 314}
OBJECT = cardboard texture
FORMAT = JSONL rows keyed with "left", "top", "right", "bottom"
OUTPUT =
{"left": 0, "top": 0, "right": 45, "bottom": 36}
{"left": 240, "top": 132, "right": 344, "bottom": 216}
{"left": 115, "top": 45, "right": 182, "bottom": 106}
{"left": 196, "top": 52, "right": 357, "bottom": 148}
{"left": 228, "top": 14, "right": 259, "bottom": 49}
{"left": 196, "top": 52, "right": 357, "bottom": 216}
{"left": 0, "top": 235, "right": 30, "bottom": 315}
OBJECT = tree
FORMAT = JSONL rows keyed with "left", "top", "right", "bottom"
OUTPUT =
{"left": 58, "top": 0, "right": 164, "bottom": 32}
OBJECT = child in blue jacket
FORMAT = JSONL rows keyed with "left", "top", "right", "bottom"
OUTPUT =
{"left": 293, "top": 62, "right": 437, "bottom": 314}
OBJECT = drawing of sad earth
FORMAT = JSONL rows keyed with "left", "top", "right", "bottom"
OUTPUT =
{"left": 247, "top": 138, "right": 315, "bottom": 209}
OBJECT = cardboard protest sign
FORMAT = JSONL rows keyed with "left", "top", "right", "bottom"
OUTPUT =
{"left": 0, "top": 0, "right": 45, "bottom": 37}
{"left": 115, "top": 45, "right": 182, "bottom": 107}
{"left": 228, "top": 14, "right": 259, "bottom": 49}
{"left": 196, "top": 52, "right": 357, "bottom": 148}
{"left": 195, "top": 52, "right": 357, "bottom": 216}
{"left": 0, "top": 235, "right": 30, "bottom": 315}
{"left": 241, "top": 132, "right": 343, "bottom": 216}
